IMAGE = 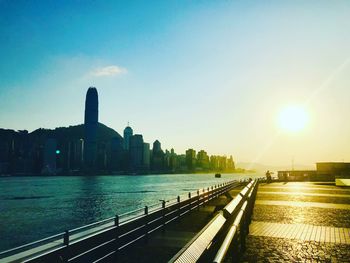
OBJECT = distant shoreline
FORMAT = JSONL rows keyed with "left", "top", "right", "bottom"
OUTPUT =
{"left": 0, "top": 170, "right": 256, "bottom": 177}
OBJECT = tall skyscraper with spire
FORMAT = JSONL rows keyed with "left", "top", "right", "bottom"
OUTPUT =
{"left": 84, "top": 87, "right": 98, "bottom": 170}
{"left": 123, "top": 125, "right": 133, "bottom": 150}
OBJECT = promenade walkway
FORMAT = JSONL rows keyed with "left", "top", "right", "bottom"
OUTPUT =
{"left": 241, "top": 182, "right": 350, "bottom": 262}
{"left": 116, "top": 185, "right": 245, "bottom": 263}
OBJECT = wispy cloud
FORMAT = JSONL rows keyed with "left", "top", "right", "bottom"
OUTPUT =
{"left": 92, "top": 65, "right": 128, "bottom": 77}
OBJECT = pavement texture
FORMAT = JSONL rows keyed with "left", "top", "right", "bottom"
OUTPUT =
{"left": 241, "top": 236, "right": 350, "bottom": 263}
{"left": 252, "top": 205, "right": 350, "bottom": 227}
{"left": 240, "top": 182, "right": 350, "bottom": 263}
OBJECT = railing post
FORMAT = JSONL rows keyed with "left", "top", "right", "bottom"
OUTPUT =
{"left": 247, "top": 198, "right": 252, "bottom": 234}
{"left": 63, "top": 230, "right": 69, "bottom": 246}
{"left": 197, "top": 190, "right": 200, "bottom": 210}
{"left": 177, "top": 196, "right": 181, "bottom": 218}
{"left": 62, "top": 230, "right": 70, "bottom": 262}
{"left": 240, "top": 214, "right": 246, "bottom": 253}
{"left": 232, "top": 234, "right": 239, "bottom": 263}
{"left": 114, "top": 214, "right": 119, "bottom": 226}
{"left": 144, "top": 206, "right": 149, "bottom": 242}
{"left": 162, "top": 200, "right": 166, "bottom": 230}
{"left": 114, "top": 215, "right": 119, "bottom": 260}
{"left": 188, "top": 192, "right": 191, "bottom": 199}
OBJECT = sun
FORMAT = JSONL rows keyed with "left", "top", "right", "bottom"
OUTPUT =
{"left": 278, "top": 105, "right": 309, "bottom": 133}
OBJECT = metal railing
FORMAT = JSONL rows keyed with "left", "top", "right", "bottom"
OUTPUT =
{"left": 213, "top": 180, "right": 259, "bottom": 263}
{"left": 0, "top": 179, "right": 243, "bottom": 263}
{"left": 168, "top": 179, "right": 259, "bottom": 263}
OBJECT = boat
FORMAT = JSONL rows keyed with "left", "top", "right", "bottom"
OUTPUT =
{"left": 215, "top": 173, "right": 221, "bottom": 178}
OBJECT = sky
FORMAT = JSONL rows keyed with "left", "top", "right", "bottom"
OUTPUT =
{"left": 1, "top": 0, "right": 350, "bottom": 168}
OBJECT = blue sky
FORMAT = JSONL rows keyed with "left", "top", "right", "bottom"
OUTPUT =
{"left": 1, "top": 1, "right": 350, "bottom": 167}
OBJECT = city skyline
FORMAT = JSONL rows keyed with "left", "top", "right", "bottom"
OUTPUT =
{"left": 1, "top": 1, "right": 350, "bottom": 167}
{"left": 0, "top": 86, "right": 236, "bottom": 175}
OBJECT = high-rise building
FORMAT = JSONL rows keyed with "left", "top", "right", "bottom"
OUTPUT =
{"left": 84, "top": 87, "right": 98, "bottom": 170}
{"left": 169, "top": 148, "right": 177, "bottom": 171}
{"left": 42, "top": 138, "right": 57, "bottom": 175}
{"left": 186, "top": 149, "right": 196, "bottom": 171}
{"left": 143, "top": 143, "right": 150, "bottom": 170}
{"left": 123, "top": 126, "right": 133, "bottom": 151}
{"left": 227, "top": 155, "right": 235, "bottom": 170}
{"left": 129, "top": 134, "right": 144, "bottom": 172}
{"left": 151, "top": 140, "right": 164, "bottom": 171}
{"left": 153, "top": 140, "right": 161, "bottom": 153}
{"left": 197, "top": 150, "right": 209, "bottom": 169}
{"left": 110, "top": 137, "right": 123, "bottom": 172}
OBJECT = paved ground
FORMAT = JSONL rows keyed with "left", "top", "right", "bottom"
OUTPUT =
{"left": 253, "top": 204, "right": 350, "bottom": 227}
{"left": 242, "top": 236, "right": 350, "bottom": 263}
{"left": 240, "top": 181, "right": 350, "bottom": 263}
{"left": 249, "top": 222, "right": 350, "bottom": 243}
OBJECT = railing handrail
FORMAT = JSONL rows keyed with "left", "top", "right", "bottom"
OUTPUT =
{"left": 69, "top": 216, "right": 116, "bottom": 233}
{"left": 0, "top": 232, "right": 65, "bottom": 257}
{"left": 169, "top": 179, "right": 258, "bottom": 263}
{"left": 213, "top": 180, "right": 259, "bottom": 263}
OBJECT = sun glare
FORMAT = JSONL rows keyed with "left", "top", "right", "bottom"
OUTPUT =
{"left": 278, "top": 105, "right": 308, "bottom": 133}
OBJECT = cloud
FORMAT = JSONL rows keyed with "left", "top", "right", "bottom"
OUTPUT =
{"left": 92, "top": 65, "right": 128, "bottom": 77}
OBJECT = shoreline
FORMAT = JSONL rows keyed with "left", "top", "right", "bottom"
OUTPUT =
{"left": 0, "top": 170, "right": 256, "bottom": 177}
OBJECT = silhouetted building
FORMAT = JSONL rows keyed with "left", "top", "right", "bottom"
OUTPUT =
{"left": 227, "top": 155, "right": 235, "bottom": 170}
{"left": 218, "top": 156, "right": 227, "bottom": 171}
{"left": 169, "top": 148, "right": 177, "bottom": 171}
{"left": 77, "top": 139, "right": 84, "bottom": 168}
{"left": 186, "top": 149, "right": 196, "bottom": 171}
{"left": 42, "top": 138, "right": 57, "bottom": 175}
{"left": 316, "top": 162, "right": 350, "bottom": 180}
{"left": 164, "top": 150, "right": 170, "bottom": 170}
{"left": 210, "top": 156, "right": 219, "bottom": 170}
{"left": 277, "top": 170, "right": 317, "bottom": 181}
{"left": 151, "top": 140, "right": 164, "bottom": 171}
{"left": 110, "top": 137, "right": 123, "bottom": 172}
{"left": 129, "top": 134, "right": 144, "bottom": 172}
{"left": 143, "top": 143, "right": 150, "bottom": 170}
{"left": 0, "top": 141, "right": 10, "bottom": 174}
{"left": 197, "top": 150, "right": 209, "bottom": 170}
{"left": 123, "top": 126, "right": 133, "bottom": 151}
{"left": 97, "top": 142, "right": 108, "bottom": 171}
{"left": 84, "top": 87, "right": 99, "bottom": 170}
{"left": 153, "top": 140, "right": 161, "bottom": 152}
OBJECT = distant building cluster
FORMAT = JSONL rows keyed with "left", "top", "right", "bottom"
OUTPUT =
{"left": 0, "top": 87, "right": 235, "bottom": 175}
{"left": 277, "top": 162, "right": 350, "bottom": 181}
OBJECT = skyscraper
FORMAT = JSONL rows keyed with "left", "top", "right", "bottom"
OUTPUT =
{"left": 151, "top": 140, "right": 164, "bottom": 171}
{"left": 42, "top": 138, "right": 57, "bottom": 175}
{"left": 84, "top": 87, "right": 98, "bottom": 170}
{"left": 143, "top": 142, "right": 150, "bottom": 170}
{"left": 129, "top": 134, "right": 144, "bottom": 172}
{"left": 186, "top": 149, "right": 196, "bottom": 171}
{"left": 123, "top": 126, "right": 133, "bottom": 150}
{"left": 152, "top": 140, "right": 161, "bottom": 153}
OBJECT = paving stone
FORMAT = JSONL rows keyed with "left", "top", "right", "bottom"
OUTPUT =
{"left": 252, "top": 204, "right": 350, "bottom": 228}
{"left": 256, "top": 193, "right": 350, "bottom": 205}
{"left": 240, "top": 236, "right": 350, "bottom": 263}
